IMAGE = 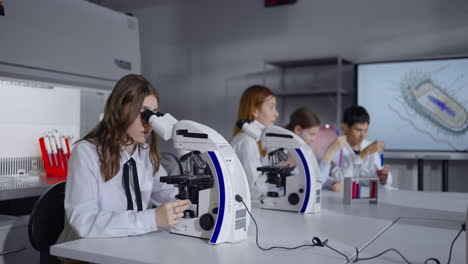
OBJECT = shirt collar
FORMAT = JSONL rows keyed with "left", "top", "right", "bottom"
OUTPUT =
{"left": 120, "top": 144, "right": 142, "bottom": 165}
{"left": 344, "top": 140, "right": 363, "bottom": 155}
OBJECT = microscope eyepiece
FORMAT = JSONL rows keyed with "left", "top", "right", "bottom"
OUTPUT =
{"left": 140, "top": 109, "right": 155, "bottom": 122}
{"left": 141, "top": 110, "right": 165, "bottom": 123}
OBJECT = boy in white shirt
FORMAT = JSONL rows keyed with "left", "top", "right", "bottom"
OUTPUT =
{"left": 329, "top": 106, "right": 392, "bottom": 188}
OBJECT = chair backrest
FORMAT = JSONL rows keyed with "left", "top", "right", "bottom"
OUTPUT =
{"left": 160, "top": 152, "right": 183, "bottom": 176}
{"left": 28, "top": 181, "right": 65, "bottom": 263}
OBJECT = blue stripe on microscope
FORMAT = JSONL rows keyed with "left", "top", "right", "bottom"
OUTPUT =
{"left": 208, "top": 151, "right": 225, "bottom": 244}
{"left": 296, "top": 149, "right": 310, "bottom": 214}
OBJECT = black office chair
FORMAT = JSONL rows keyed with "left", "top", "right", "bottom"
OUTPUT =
{"left": 28, "top": 181, "right": 66, "bottom": 264}
{"left": 160, "top": 152, "right": 183, "bottom": 176}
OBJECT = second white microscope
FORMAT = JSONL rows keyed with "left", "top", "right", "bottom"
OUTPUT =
{"left": 237, "top": 119, "right": 322, "bottom": 214}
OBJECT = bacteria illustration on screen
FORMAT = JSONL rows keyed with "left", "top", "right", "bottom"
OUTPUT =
{"left": 400, "top": 71, "right": 468, "bottom": 135}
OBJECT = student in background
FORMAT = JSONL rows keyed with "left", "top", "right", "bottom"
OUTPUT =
{"left": 329, "top": 105, "right": 392, "bottom": 187}
{"left": 230, "top": 85, "right": 279, "bottom": 200}
{"left": 57, "top": 74, "right": 190, "bottom": 246}
{"left": 285, "top": 107, "right": 345, "bottom": 191}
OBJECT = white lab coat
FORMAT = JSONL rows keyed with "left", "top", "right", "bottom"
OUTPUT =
{"left": 329, "top": 139, "right": 393, "bottom": 188}
{"left": 57, "top": 140, "right": 178, "bottom": 243}
{"left": 230, "top": 133, "right": 267, "bottom": 200}
{"left": 318, "top": 160, "right": 333, "bottom": 189}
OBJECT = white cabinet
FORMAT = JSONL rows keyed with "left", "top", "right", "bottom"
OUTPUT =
{"left": 0, "top": 0, "right": 141, "bottom": 89}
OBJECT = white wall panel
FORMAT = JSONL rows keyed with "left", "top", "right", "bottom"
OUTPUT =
{"left": 0, "top": 79, "right": 80, "bottom": 157}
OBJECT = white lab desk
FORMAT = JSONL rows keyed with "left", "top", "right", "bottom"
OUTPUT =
{"left": 357, "top": 217, "right": 466, "bottom": 264}
{"left": 51, "top": 189, "right": 468, "bottom": 264}
{"left": 327, "top": 189, "right": 467, "bottom": 263}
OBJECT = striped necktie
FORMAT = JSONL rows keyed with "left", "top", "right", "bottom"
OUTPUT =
{"left": 122, "top": 158, "right": 143, "bottom": 211}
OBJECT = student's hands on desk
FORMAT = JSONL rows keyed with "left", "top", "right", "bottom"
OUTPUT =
{"left": 330, "top": 181, "right": 342, "bottom": 192}
{"left": 155, "top": 200, "right": 191, "bottom": 227}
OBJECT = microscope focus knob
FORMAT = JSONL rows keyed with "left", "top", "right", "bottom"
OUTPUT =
{"left": 199, "top": 213, "right": 215, "bottom": 231}
{"left": 288, "top": 193, "right": 300, "bottom": 205}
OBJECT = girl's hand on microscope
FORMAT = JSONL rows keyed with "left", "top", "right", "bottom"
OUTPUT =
{"left": 155, "top": 199, "right": 191, "bottom": 227}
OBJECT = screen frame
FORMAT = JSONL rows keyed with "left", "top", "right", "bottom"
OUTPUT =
{"left": 355, "top": 55, "right": 468, "bottom": 155}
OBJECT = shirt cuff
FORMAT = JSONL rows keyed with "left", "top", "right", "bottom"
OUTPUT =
{"left": 141, "top": 208, "right": 158, "bottom": 231}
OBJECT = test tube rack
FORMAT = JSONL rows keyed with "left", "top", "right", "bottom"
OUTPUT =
{"left": 343, "top": 177, "right": 379, "bottom": 205}
{"left": 39, "top": 137, "right": 70, "bottom": 177}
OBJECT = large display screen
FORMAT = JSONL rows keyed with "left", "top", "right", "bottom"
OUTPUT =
{"left": 357, "top": 58, "right": 468, "bottom": 152}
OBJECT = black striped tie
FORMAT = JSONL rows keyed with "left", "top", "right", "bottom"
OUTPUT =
{"left": 122, "top": 158, "right": 143, "bottom": 211}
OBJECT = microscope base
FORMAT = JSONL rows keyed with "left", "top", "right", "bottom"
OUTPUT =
{"left": 260, "top": 195, "right": 320, "bottom": 214}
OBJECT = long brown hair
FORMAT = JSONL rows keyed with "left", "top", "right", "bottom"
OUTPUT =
{"left": 233, "top": 85, "right": 275, "bottom": 156}
{"left": 82, "top": 74, "right": 161, "bottom": 181}
{"left": 285, "top": 107, "right": 321, "bottom": 132}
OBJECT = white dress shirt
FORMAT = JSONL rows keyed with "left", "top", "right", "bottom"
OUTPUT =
{"left": 57, "top": 140, "right": 178, "bottom": 243}
{"left": 329, "top": 139, "right": 393, "bottom": 188}
{"left": 318, "top": 160, "right": 333, "bottom": 189}
{"left": 230, "top": 133, "right": 267, "bottom": 200}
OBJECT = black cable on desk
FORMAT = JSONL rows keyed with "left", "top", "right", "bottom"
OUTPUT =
{"left": 235, "top": 194, "right": 349, "bottom": 262}
{"left": 353, "top": 248, "right": 413, "bottom": 264}
{"left": 235, "top": 195, "right": 466, "bottom": 264}
{"left": 352, "top": 223, "right": 465, "bottom": 264}
{"left": 445, "top": 224, "right": 464, "bottom": 264}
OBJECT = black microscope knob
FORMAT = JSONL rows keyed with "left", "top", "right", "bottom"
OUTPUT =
{"left": 288, "top": 193, "right": 300, "bottom": 205}
{"left": 199, "top": 214, "right": 215, "bottom": 231}
{"left": 212, "top": 207, "right": 218, "bottom": 214}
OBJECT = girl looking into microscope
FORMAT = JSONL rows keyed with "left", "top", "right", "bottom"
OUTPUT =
{"left": 230, "top": 85, "right": 279, "bottom": 200}
{"left": 57, "top": 74, "right": 190, "bottom": 245}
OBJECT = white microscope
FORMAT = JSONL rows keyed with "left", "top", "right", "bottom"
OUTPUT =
{"left": 142, "top": 110, "right": 251, "bottom": 244}
{"left": 237, "top": 119, "right": 322, "bottom": 214}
